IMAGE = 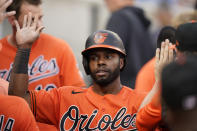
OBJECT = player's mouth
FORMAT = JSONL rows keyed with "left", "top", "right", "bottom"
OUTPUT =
{"left": 95, "top": 69, "right": 109, "bottom": 76}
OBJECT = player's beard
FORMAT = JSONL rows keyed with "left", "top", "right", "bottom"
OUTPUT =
{"left": 90, "top": 63, "right": 120, "bottom": 87}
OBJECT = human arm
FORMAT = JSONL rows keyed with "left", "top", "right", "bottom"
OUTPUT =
{"left": 136, "top": 39, "right": 174, "bottom": 130}
{"left": 138, "top": 39, "right": 174, "bottom": 111}
{"left": 8, "top": 13, "right": 44, "bottom": 105}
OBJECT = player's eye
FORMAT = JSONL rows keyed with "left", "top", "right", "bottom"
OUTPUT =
{"left": 105, "top": 54, "right": 113, "bottom": 60}
{"left": 89, "top": 55, "right": 98, "bottom": 61}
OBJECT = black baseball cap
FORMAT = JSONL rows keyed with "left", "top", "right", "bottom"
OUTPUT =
{"left": 176, "top": 22, "right": 197, "bottom": 52}
{"left": 162, "top": 54, "right": 197, "bottom": 111}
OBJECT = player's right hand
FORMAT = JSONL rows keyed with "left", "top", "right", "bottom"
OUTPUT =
{"left": 155, "top": 39, "right": 174, "bottom": 81}
{"left": 15, "top": 12, "right": 44, "bottom": 48}
{"left": 0, "top": 0, "right": 16, "bottom": 24}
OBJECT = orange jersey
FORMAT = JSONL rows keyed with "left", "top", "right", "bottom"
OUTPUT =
{"left": 30, "top": 86, "right": 146, "bottom": 130}
{"left": 0, "top": 78, "right": 8, "bottom": 95}
{"left": 136, "top": 91, "right": 162, "bottom": 131}
{"left": 0, "top": 33, "right": 85, "bottom": 91}
{"left": 37, "top": 122, "right": 58, "bottom": 131}
{"left": 0, "top": 95, "right": 39, "bottom": 131}
{"left": 135, "top": 58, "right": 169, "bottom": 130}
{"left": 135, "top": 57, "right": 155, "bottom": 93}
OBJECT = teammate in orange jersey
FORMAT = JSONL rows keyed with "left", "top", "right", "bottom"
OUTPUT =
{"left": 135, "top": 26, "right": 176, "bottom": 131}
{"left": 136, "top": 22, "right": 197, "bottom": 131}
{"left": 8, "top": 11, "right": 173, "bottom": 130}
{"left": 0, "top": 1, "right": 39, "bottom": 130}
{"left": 0, "top": 0, "right": 85, "bottom": 92}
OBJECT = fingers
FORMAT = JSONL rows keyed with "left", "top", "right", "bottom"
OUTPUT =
{"left": 32, "top": 15, "right": 38, "bottom": 29}
{"left": 163, "top": 39, "right": 169, "bottom": 62}
{"left": 0, "top": 0, "right": 15, "bottom": 21}
{"left": 169, "top": 43, "right": 174, "bottom": 62}
{"left": 36, "top": 26, "right": 44, "bottom": 33}
{"left": 156, "top": 48, "right": 160, "bottom": 65}
{"left": 27, "top": 12, "right": 32, "bottom": 27}
{"left": 22, "top": 15, "right": 27, "bottom": 28}
{"left": 0, "top": 0, "right": 6, "bottom": 7}
{"left": 160, "top": 42, "right": 165, "bottom": 62}
{"left": 14, "top": 20, "right": 20, "bottom": 31}
{"left": 0, "top": 0, "right": 12, "bottom": 11}
{"left": 4, "top": 11, "right": 15, "bottom": 17}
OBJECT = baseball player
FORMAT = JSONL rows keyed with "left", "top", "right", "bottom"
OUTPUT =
{"left": 135, "top": 26, "right": 176, "bottom": 131}
{"left": 0, "top": 0, "right": 85, "bottom": 93}
{"left": 8, "top": 12, "right": 172, "bottom": 130}
{"left": 0, "top": 1, "right": 39, "bottom": 130}
{"left": 162, "top": 54, "right": 197, "bottom": 131}
{"left": 137, "top": 22, "right": 197, "bottom": 131}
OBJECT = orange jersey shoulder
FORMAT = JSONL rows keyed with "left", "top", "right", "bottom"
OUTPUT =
{"left": 0, "top": 95, "right": 39, "bottom": 131}
{"left": 135, "top": 57, "right": 155, "bottom": 92}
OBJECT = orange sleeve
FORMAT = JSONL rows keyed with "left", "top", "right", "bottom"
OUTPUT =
{"left": 59, "top": 43, "right": 85, "bottom": 87}
{"left": 30, "top": 88, "right": 60, "bottom": 126}
{"left": 14, "top": 97, "right": 40, "bottom": 131}
{"left": 0, "top": 78, "right": 8, "bottom": 95}
{"left": 136, "top": 91, "right": 161, "bottom": 131}
{"left": 37, "top": 122, "right": 58, "bottom": 131}
{"left": 135, "top": 58, "right": 155, "bottom": 93}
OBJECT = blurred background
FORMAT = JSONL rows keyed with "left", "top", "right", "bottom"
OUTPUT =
{"left": 0, "top": 0, "right": 196, "bottom": 80}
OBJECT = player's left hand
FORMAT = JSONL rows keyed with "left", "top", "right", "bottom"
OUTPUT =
{"left": 155, "top": 39, "right": 174, "bottom": 81}
{"left": 15, "top": 12, "right": 44, "bottom": 48}
{"left": 0, "top": 0, "right": 16, "bottom": 24}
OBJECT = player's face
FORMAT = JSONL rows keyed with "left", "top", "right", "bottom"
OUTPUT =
{"left": 88, "top": 49, "right": 123, "bottom": 86}
{"left": 17, "top": 2, "right": 43, "bottom": 29}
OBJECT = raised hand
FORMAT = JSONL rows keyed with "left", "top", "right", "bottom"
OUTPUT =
{"left": 15, "top": 12, "right": 44, "bottom": 48}
{"left": 155, "top": 39, "right": 174, "bottom": 81}
{"left": 0, "top": 0, "right": 15, "bottom": 24}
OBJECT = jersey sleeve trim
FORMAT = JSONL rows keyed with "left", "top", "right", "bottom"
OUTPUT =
{"left": 30, "top": 91, "right": 37, "bottom": 118}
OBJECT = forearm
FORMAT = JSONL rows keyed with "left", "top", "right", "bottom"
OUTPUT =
{"left": 8, "top": 48, "right": 31, "bottom": 103}
{"left": 136, "top": 85, "right": 162, "bottom": 130}
{"left": 138, "top": 80, "right": 160, "bottom": 111}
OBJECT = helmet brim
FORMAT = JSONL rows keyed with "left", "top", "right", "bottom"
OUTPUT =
{"left": 81, "top": 44, "right": 126, "bottom": 56}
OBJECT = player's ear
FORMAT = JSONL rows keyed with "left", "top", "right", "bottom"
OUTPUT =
{"left": 119, "top": 57, "right": 124, "bottom": 70}
{"left": 7, "top": 15, "right": 16, "bottom": 26}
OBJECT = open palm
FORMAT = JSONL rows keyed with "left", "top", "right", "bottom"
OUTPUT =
{"left": 155, "top": 39, "right": 174, "bottom": 81}
{"left": 15, "top": 13, "right": 44, "bottom": 48}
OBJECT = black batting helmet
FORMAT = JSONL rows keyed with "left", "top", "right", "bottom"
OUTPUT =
{"left": 82, "top": 30, "right": 126, "bottom": 75}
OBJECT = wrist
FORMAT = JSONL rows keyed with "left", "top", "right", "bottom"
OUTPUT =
{"left": 17, "top": 43, "right": 32, "bottom": 49}
{"left": 13, "top": 48, "right": 31, "bottom": 74}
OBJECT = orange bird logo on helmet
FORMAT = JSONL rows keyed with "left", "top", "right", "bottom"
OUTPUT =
{"left": 94, "top": 33, "right": 108, "bottom": 44}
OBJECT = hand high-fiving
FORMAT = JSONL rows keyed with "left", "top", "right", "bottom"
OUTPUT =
{"left": 15, "top": 12, "right": 44, "bottom": 48}
{"left": 0, "top": 0, "right": 15, "bottom": 24}
{"left": 155, "top": 39, "right": 174, "bottom": 81}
